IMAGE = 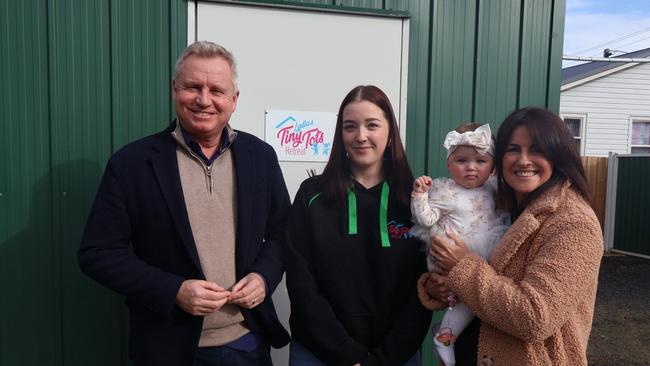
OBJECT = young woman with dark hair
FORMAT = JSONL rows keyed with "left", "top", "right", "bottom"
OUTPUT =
{"left": 318, "top": 85, "right": 414, "bottom": 206}
{"left": 286, "top": 85, "right": 431, "bottom": 366}
{"left": 421, "top": 107, "right": 603, "bottom": 365}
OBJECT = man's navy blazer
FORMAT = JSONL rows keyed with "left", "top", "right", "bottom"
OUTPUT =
{"left": 79, "top": 122, "right": 291, "bottom": 365}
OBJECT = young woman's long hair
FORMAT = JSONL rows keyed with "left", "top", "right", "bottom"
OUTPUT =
{"left": 318, "top": 85, "right": 414, "bottom": 206}
{"left": 495, "top": 107, "right": 594, "bottom": 215}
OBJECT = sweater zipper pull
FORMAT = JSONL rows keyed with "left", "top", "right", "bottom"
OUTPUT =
{"left": 206, "top": 164, "right": 212, "bottom": 195}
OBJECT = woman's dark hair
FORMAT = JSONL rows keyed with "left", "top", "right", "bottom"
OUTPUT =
{"left": 495, "top": 107, "right": 594, "bottom": 214}
{"left": 318, "top": 85, "right": 414, "bottom": 206}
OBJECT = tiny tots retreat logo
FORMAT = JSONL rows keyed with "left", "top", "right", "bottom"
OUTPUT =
{"left": 265, "top": 110, "right": 336, "bottom": 162}
{"left": 275, "top": 116, "right": 329, "bottom": 157}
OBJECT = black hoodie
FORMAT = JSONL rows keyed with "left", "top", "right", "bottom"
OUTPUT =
{"left": 286, "top": 177, "right": 431, "bottom": 366}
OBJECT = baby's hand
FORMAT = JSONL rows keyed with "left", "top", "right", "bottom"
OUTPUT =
{"left": 412, "top": 176, "right": 433, "bottom": 194}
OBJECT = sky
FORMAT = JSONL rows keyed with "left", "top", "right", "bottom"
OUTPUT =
{"left": 563, "top": 0, "right": 650, "bottom": 67}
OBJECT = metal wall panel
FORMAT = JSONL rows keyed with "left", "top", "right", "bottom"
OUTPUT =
{"left": 546, "top": 0, "right": 566, "bottom": 111}
{"left": 271, "top": 0, "right": 333, "bottom": 5}
{"left": 474, "top": 0, "right": 521, "bottom": 127}
{"left": 614, "top": 157, "right": 650, "bottom": 256}
{"left": 0, "top": 1, "right": 59, "bottom": 364}
{"left": 426, "top": 0, "right": 477, "bottom": 177}
{"left": 112, "top": 0, "right": 179, "bottom": 149}
{"left": 47, "top": 0, "right": 121, "bottom": 364}
{"left": 338, "top": 0, "right": 383, "bottom": 9}
{"left": 388, "top": 0, "right": 431, "bottom": 177}
{"left": 519, "top": 0, "right": 553, "bottom": 107}
{"left": 291, "top": 0, "right": 333, "bottom": 4}
{"left": 0, "top": 0, "right": 187, "bottom": 364}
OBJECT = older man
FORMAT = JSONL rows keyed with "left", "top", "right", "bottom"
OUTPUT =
{"left": 79, "top": 41, "right": 290, "bottom": 365}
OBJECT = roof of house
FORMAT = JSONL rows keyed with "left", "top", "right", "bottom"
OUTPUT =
{"left": 561, "top": 47, "right": 650, "bottom": 86}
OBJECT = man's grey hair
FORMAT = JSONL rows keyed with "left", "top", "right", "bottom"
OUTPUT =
{"left": 173, "top": 41, "right": 238, "bottom": 91}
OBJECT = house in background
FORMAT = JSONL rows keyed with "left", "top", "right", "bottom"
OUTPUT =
{"left": 560, "top": 48, "right": 650, "bottom": 156}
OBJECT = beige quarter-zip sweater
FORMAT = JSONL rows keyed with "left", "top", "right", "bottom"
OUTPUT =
{"left": 172, "top": 125, "right": 249, "bottom": 347}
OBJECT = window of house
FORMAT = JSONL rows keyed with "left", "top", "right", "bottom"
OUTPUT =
{"left": 631, "top": 120, "right": 650, "bottom": 154}
{"left": 562, "top": 115, "right": 585, "bottom": 155}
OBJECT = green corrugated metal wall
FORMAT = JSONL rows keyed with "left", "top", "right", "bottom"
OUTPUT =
{"left": 613, "top": 157, "right": 650, "bottom": 256}
{"left": 404, "top": 0, "right": 565, "bottom": 177}
{"left": 0, "top": 0, "right": 564, "bottom": 364}
{"left": 0, "top": 0, "right": 186, "bottom": 365}
{"left": 1, "top": 1, "right": 57, "bottom": 365}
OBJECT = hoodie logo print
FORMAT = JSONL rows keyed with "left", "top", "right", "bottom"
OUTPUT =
{"left": 388, "top": 220, "right": 413, "bottom": 239}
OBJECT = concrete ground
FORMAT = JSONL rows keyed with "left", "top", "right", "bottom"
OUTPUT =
{"left": 588, "top": 253, "right": 650, "bottom": 366}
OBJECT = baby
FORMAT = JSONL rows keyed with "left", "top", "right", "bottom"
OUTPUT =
{"left": 410, "top": 123, "right": 510, "bottom": 366}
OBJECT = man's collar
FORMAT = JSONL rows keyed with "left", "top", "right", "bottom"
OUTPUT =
{"left": 173, "top": 120, "right": 237, "bottom": 164}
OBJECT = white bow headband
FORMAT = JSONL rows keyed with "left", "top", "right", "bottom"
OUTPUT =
{"left": 443, "top": 123, "right": 494, "bottom": 158}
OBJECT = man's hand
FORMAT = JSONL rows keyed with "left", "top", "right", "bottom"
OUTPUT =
{"left": 412, "top": 175, "right": 433, "bottom": 194}
{"left": 175, "top": 280, "right": 230, "bottom": 316}
{"left": 228, "top": 272, "right": 267, "bottom": 309}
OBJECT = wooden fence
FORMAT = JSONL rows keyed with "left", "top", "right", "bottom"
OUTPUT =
{"left": 581, "top": 156, "right": 608, "bottom": 229}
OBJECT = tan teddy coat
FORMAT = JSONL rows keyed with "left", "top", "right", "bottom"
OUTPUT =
{"left": 447, "top": 180, "right": 603, "bottom": 365}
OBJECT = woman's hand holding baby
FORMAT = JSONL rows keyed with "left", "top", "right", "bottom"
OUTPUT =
{"left": 429, "top": 229, "right": 470, "bottom": 274}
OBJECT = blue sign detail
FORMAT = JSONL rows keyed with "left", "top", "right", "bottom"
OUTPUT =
{"left": 275, "top": 116, "right": 296, "bottom": 129}
{"left": 322, "top": 142, "right": 331, "bottom": 156}
{"left": 294, "top": 119, "right": 314, "bottom": 132}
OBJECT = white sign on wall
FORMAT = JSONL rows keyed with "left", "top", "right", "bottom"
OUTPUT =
{"left": 265, "top": 109, "right": 337, "bottom": 162}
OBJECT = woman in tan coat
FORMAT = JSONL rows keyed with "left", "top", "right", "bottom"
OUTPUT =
{"left": 419, "top": 107, "right": 603, "bottom": 365}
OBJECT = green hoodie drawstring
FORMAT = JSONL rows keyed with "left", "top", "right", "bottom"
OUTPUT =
{"left": 379, "top": 181, "right": 390, "bottom": 247}
{"left": 347, "top": 189, "right": 358, "bottom": 234}
{"left": 347, "top": 181, "right": 391, "bottom": 247}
